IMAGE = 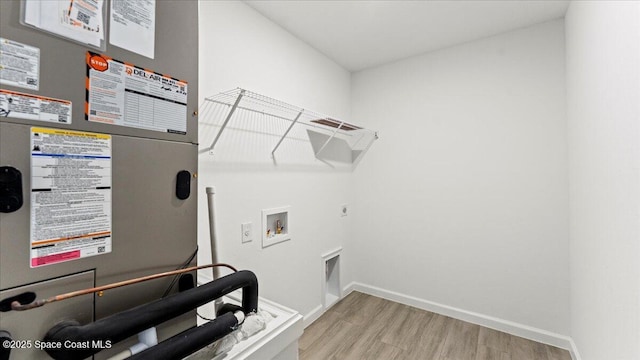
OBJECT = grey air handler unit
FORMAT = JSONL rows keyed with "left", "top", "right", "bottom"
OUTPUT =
{"left": 0, "top": 1, "right": 256, "bottom": 359}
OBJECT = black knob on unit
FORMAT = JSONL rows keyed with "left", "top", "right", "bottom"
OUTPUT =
{"left": 0, "top": 166, "right": 23, "bottom": 213}
{"left": 176, "top": 170, "right": 191, "bottom": 200}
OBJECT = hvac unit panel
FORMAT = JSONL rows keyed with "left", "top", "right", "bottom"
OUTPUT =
{"left": 0, "top": 122, "right": 197, "bottom": 351}
{"left": 1, "top": 0, "right": 199, "bottom": 353}
{"left": 0, "top": 0, "right": 199, "bottom": 144}
{"left": 0, "top": 271, "right": 95, "bottom": 360}
{"left": 0, "top": 121, "right": 197, "bottom": 295}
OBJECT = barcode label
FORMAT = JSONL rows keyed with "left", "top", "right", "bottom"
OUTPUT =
{"left": 77, "top": 11, "right": 91, "bottom": 25}
{"left": 97, "top": 246, "right": 105, "bottom": 253}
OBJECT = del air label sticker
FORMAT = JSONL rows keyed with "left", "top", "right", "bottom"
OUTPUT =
{"left": 30, "top": 127, "right": 112, "bottom": 267}
{"left": 86, "top": 52, "right": 187, "bottom": 134}
{"left": 0, "top": 89, "right": 71, "bottom": 124}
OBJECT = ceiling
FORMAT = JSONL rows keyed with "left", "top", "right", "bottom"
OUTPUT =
{"left": 245, "top": 0, "right": 570, "bottom": 72}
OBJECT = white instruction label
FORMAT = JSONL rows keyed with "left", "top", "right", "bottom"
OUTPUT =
{"left": 110, "top": 0, "right": 156, "bottom": 59}
{"left": 0, "top": 89, "right": 71, "bottom": 124}
{"left": 0, "top": 38, "right": 40, "bottom": 90}
{"left": 86, "top": 52, "right": 187, "bottom": 134}
{"left": 30, "top": 127, "right": 112, "bottom": 267}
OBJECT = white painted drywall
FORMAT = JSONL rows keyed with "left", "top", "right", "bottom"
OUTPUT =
{"left": 198, "top": 1, "right": 353, "bottom": 320}
{"left": 349, "top": 20, "right": 570, "bottom": 335}
{"left": 566, "top": 2, "right": 640, "bottom": 359}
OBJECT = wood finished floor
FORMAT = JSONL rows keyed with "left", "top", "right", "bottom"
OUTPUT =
{"left": 299, "top": 292, "right": 571, "bottom": 360}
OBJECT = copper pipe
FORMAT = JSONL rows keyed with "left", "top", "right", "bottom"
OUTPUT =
{"left": 11, "top": 263, "right": 237, "bottom": 311}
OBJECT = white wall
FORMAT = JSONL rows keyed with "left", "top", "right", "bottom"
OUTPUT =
{"left": 198, "top": 4, "right": 640, "bottom": 355}
{"left": 350, "top": 20, "right": 570, "bottom": 336}
{"left": 566, "top": 2, "right": 640, "bottom": 359}
{"left": 198, "top": 1, "right": 353, "bottom": 322}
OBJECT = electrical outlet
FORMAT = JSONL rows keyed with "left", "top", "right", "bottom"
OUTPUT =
{"left": 340, "top": 204, "right": 348, "bottom": 217}
{"left": 241, "top": 222, "right": 252, "bottom": 243}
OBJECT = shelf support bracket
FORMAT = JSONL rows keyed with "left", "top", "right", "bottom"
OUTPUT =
{"left": 208, "top": 90, "right": 245, "bottom": 153}
{"left": 271, "top": 110, "right": 304, "bottom": 157}
{"left": 315, "top": 120, "right": 344, "bottom": 157}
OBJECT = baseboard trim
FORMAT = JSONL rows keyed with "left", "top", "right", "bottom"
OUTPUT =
{"left": 303, "top": 304, "right": 324, "bottom": 328}
{"left": 342, "top": 281, "right": 356, "bottom": 297}
{"left": 303, "top": 282, "right": 358, "bottom": 328}
{"left": 568, "top": 338, "right": 582, "bottom": 360}
{"left": 350, "top": 282, "right": 574, "bottom": 351}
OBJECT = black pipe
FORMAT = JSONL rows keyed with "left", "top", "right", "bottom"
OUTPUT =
{"left": 43, "top": 270, "right": 258, "bottom": 360}
{"left": 0, "top": 330, "right": 12, "bottom": 360}
{"left": 128, "top": 311, "right": 238, "bottom": 360}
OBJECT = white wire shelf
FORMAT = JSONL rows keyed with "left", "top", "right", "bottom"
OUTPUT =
{"left": 199, "top": 88, "right": 378, "bottom": 164}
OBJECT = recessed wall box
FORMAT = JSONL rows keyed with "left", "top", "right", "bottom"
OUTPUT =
{"left": 262, "top": 206, "right": 290, "bottom": 248}
{"left": 322, "top": 248, "right": 342, "bottom": 309}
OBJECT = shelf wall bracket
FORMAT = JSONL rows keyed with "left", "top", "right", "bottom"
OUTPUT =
{"left": 208, "top": 89, "right": 245, "bottom": 153}
{"left": 314, "top": 120, "right": 344, "bottom": 157}
{"left": 271, "top": 110, "right": 304, "bottom": 157}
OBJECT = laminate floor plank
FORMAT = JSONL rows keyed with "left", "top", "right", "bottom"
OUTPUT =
{"left": 300, "top": 319, "right": 359, "bottom": 360}
{"left": 547, "top": 344, "right": 573, "bottom": 360}
{"left": 337, "top": 298, "right": 402, "bottom": 359}
{"left": 405, "top": 314, "right": 452, "bottom": 360}
{"left": 341, "top": 292, "right": 385, "bottom": 326}
{"left": 478, "top": 326, "right": 511, "bottom": 352}
{"left": 440, "top": 318, "right": 480, "bottom": 360}
{"left": 362, "top": 341, "right": 406, "bottom": 360}
{"left": 379, "top": 304, "right": 413, "bottom": 347}
{"left": 299, "top": 292, "right": 572, "bottom": 360}
{"left": 511, "top": 335, "right": 550, "bottom": 360}
{"left": 475, "top": 345, "right": 511, "bottom": 360}
{"left": 331, "top": 291, "right": 365, "bottom": 315}
{"left": 298, "top": 309, "right": 341, "bottom": 351}
{"left": 397, "top": 308, "right": 433, "bottom": 351}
